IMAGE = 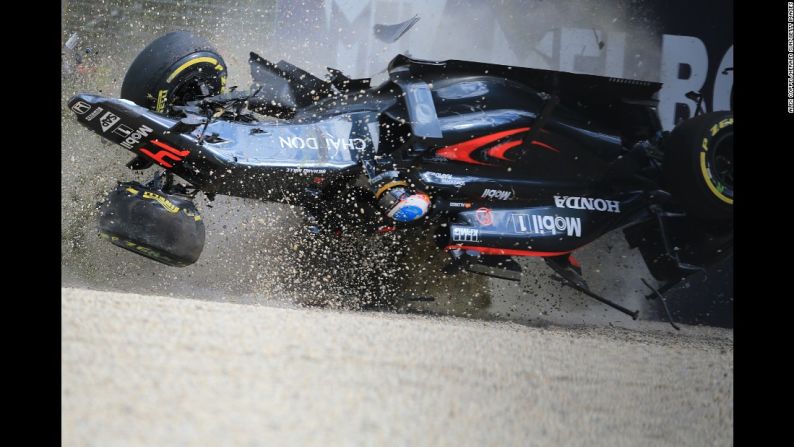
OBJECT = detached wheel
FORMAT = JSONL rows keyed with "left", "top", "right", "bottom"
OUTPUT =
{"left": 663, "top": 111, "right": 733, "bottom": 220}
{"left": 98, "top": 182, "right": 206, "bottom": 267}
{"left": 121, "top": 31, "right": 227, "bottom": 114}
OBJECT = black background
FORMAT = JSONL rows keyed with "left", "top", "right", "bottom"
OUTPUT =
{"left": 0, "top": 0, "right": 782, "bottom": 442}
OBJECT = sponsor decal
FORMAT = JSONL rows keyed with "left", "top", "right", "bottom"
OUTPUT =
{"left": 156, "top": 89, "right": 168, "bottom": 112}
{"left": 142, "top": 191, "right": 180, "bottom": 213}
{"left": 449, "top": 201, "right": 472, "bottom": 208}
{"left": 286, "top": 168, "right": 327, "bottom": 174}
{"left": 119, "top": 125, "right": 154, "bottom": 149}
{"left": 129, "top": 187, "right": 201, "bottom": 221}
{"left": 279, "top": 136, "right": 366, "bottom": 151}
{"left": 452, "top": 227, "right": 481, "bottom": 242}
{"left": 482, "top": 188, "right": 512, "bottom": 200}
{"left": 475, "top": 207, "right": 493, "bottom": 226}
{"left": 71, "top": 101, "right": 91, "bottom": 114}
{"left": 113, "top": 124, "right": 133, "bottom": 138}
{"left": 422, "top": 171, "right": 466, "bottom": 187}
{"left": 85, "top": 107, "right": 103, "bottom": 121}
{"left": 508, "top": 213, "right": 582, "bottom": 237}
{"left": 166, "top": 56, "right": 222, "bottom": 83}
{"left": 100, "top": 233, "right": 179, "bottom": 264}
{"left": 139, "top": 139, "right": 190, "bottom": 169}
{"left": 554, "top": 195, "right": 620, "bottom": 213}
{"left": 99, "top": 111, "right": 120, "bottom": 132}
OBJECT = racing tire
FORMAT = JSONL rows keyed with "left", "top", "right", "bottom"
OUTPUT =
{"left": 663, "top": 111, "right": 733, "bottom": 220}
{"left": 98, "top": 182, "right": 206, "bottom": 267}
{"left": 121, "top": 31, "right": 228, "bottom": 114}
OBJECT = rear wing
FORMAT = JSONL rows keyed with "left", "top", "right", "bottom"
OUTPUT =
{"left": 387, "top": 54, "right": 664, "bottom": 142}
{"left": 387, "top": 54, "right": 662, "bottom": 106}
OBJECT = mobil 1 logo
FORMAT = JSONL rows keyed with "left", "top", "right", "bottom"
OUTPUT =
{"left": 509, "top": 213, "right": 582, "bottom": 237}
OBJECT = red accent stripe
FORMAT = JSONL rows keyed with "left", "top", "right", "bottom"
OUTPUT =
{"left": 138, "top": 140, "right": 191, "bottom": 169}
{"left": 150, "top": 139, "right": 190, "bottom": 157}
{"left": 377, "top": 225, "right": 397, "bottom": 234}
{"left": 568, "top": 254, "right": 581, "bottom": 268}
{"left": 444, "top": 245, "right": 572, "bottom": 257}
{"left": 139, "top": 148, "right": 175, "bottom": 168}
{"left": 531, "top": 140, "right": 560, "bottom": 152}
{"left": 486, "top": 140, "right": 523, "bottom": 160}
{"left": 436, "top": 127, "right": 529, "bottom": 165}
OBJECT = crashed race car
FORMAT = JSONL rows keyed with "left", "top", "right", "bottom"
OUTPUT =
{"left": 68, "top": 30, "right": 733, "bottom": 325}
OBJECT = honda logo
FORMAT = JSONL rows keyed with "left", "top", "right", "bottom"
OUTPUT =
{"left": 71, "top": 101, "right": 91, "bottom": 115}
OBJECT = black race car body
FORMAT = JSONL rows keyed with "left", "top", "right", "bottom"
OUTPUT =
{"left": 68, "top": 39, "right": 733, "bottom": 320}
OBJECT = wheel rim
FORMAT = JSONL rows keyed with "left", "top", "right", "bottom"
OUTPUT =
{"left": 158, "top": 53, "right": 227, "bottom": 114}
{"left": 167, "top": 70, "right": 223, "bottom": 111}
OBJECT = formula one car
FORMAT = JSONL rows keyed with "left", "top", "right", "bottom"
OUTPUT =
{"left": 68, "top": 31, "right": 733, "bottom": 323}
